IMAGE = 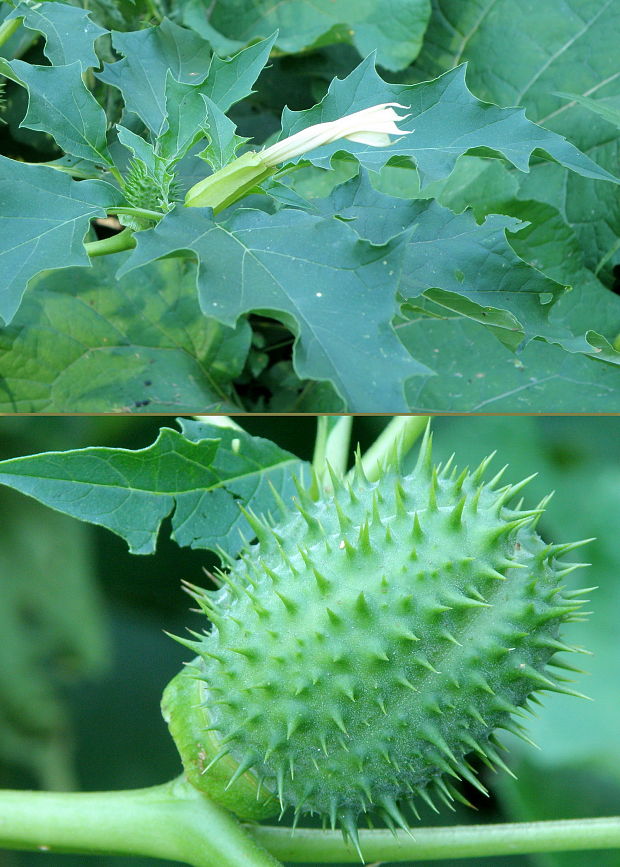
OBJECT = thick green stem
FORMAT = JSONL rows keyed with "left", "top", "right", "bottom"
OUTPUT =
{"left": 0, "top": 778, "right": 282, "bottom": 867}
{"left": 84, "top": 227, "right": 136, "bottom": 258}
{"left": 352, "top": 415, "right": 429, "bottom": 483}
{"left": 1, "top": 778, "right": 617, "bottom": 865}
{"left": 249, "top": 817, "right": 620, "bottom": 863}
{"left": 312, "top": 416, "right": 353, "bottom": 489}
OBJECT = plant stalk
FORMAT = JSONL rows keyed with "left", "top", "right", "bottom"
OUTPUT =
{"left": 84, "top": 227, "right": 136, "bottom": 258}
{"left": 312, "top": 416, "right": 353, "bottom": 492}
{"left": 249, "top": 816, "right": 620, "bottom": 863}
{"left": 351, "top": 415, "right": 429, "bottom": 482}
{"left": 0, "top": 777, "right": 282, "bottom": 867}
{"left": 0, "top": 777, "right": 617, "bottom": 865}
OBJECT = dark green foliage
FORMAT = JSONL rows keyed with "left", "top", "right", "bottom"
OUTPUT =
{"left": 171, "top": 430, "right": 589, "bottom": 850}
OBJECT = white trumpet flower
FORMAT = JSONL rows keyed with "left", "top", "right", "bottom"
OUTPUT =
{"left": 185, "top": 102, "right": 411, "bottom": 211}
{"left": 260, "top": 102, "right": 411, "bottom": 166}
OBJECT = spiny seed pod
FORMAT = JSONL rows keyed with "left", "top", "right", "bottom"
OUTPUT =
{"left": 163, "top": 430, "right": 592, "bottom": 853}
{"left": 121, "top": 158, "right": 180, "bottom": 229}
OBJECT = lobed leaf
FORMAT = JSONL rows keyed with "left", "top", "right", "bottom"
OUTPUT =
{"left": 0, "top": 158, "right": 123, "bottom": 326}
{"left": 415, "top": 0, "right": 620, "bottom": 282}
{"left": 5, "top": 0, "right": 107, "bottom": 69}
{"left": 98, "top": 23, "right": 275, "bottom": 136}
{"left": 6, "top": 59, "right": 114, "bottom": 166}
{"left": 0, "top": 422, "right": 308, "bottom": 556}
{"left": 314, "top": 172, "right": 569, "bottom": 348}
{"left": 118, "top": 204, "right": 429, "bottom": 411}
{"left": 277, "top": 60, "right": 618, "bottom": 187}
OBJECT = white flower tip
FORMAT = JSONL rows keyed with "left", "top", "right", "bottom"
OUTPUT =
{"left": 346, "top": 131, "right": 394, "bottom": 146}
{"left": 261, "top": 101, "right": 413, "bottom": 165}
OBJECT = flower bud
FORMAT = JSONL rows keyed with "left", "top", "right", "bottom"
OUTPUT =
{"left": 185, "top": 103, "right": 411, "bottom": 211}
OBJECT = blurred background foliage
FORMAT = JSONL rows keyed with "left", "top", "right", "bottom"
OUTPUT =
{"left": 0, "top": 415, "right": 618, "bottom": 867}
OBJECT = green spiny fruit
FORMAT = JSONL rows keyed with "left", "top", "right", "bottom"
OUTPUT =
{"left": 121, "top": 158, "right": 180, "bottom": 229}
{"left": 163, "top": 429, "right": 591, "bottom": 853}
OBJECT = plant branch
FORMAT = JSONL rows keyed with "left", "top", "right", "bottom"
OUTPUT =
{"left": 0, "top": 777, "right": 282, "bottom": 867}
{"left": 312, "top": 416, "right": 353, "bottom": 491}
{"left": 108, "top": 206, "right": 165, "bottom": 222}
{"left": 84, "top": 227, "right": 136, "bottom": 258}
{"left": 352, "top": 415, "right": 429, "bottom": 483}
{"left": 249, "top": 816, "right": 620, "bottom": 863}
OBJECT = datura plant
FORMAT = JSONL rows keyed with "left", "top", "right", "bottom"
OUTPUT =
{"left": 0, "top": 416, "right": 616, "bottom": 867}
{"left": 2, "top": 2, "right": 620, "bottom": 413}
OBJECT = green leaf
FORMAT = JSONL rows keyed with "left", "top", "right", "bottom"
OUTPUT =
{"left": 433, "top": 160, "right": 620, "bottom": 367}
{"left": 0, "top": 157, "right": 123, "bottom": 326}
{"left": 501, "top": 199, "right": 620, "bottom": 364}
{"left": 6, "top": 1, "right": 107, "bottom": 69}
{"left": 399, "top": 315, "right": 620, "bottom": 411}
{"left": 415, "top": 0, "right": 620, "bottom": 279}
{"left": 98, "top": 23, "right": 274, "bottom": 137}
{"left": 183, "top": 0, "right": 432, "bottom": 72}
{"left": 0, "top": 422, "right": 308, "bottom": 556}
{"left": 97, "top": 18, "right": 214, "bottom": 135}
{"left": 118, "top": 204, "right": 429, "bottom": 411}
{"left": 201, "top": 32, "right": 277, "bottom": 113}
{"left": 277, "top": 60, "right": 618, "bottom": 186}
{"left": 415, "top": 0, "right": 620, "bottom": 112}
{"left": 7, "top": 59, "right": 114, "bottom": 165}
{"left": 430, "top": 155, "right": 520, "bottom": 221}
{"left": 197, "top": 95, "right": 249, "bottom": 171}
{"left": 0, "top": 256, "right": 250, "bottom": 412}
{"left": 316, "top": 172, "right": 566, "bottom": 347}
{"left": 156, "top": 74, "right": 210, "bottom": 165}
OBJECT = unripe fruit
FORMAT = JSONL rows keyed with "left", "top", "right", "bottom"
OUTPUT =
{"left": 164, "top": 429, "right": 590, "bottom": 852}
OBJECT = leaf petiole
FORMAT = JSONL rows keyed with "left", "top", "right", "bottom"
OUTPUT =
{"left": 108, "top": 206, "right": 165, "bottom": 222}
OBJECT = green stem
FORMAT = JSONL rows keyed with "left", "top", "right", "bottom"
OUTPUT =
{"left": 312, "top": 416, "right": 353, "bottom": 491}
{"left": 84, "top": 227, "right": 136, "bottom": 258}
{"left": 107, "top": 164, "right": 126, "bottom": 187}
{"left": 0, "top": 16, "right": 22, "bottom": 49}
{"left": 108, "top": 206, "right": 164, "bottom": 222}
{"left": 351, "top": 415, "right": 429, "bottom": 483}
{"left": 1, "top": 777, "right": 616, "bottom": 865}
{"left": 0, "top": 777, "right": 282, "bottom": 867}
{"left": 249, "top": 817, "right": 620, "bottom": 863}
